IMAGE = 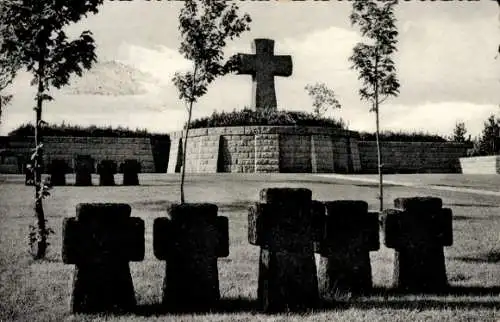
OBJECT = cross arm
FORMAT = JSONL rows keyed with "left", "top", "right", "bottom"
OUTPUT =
{"left": 234, "top": 53, "right": 256, "bottom": 75}
{"left": 273, "top": 55, "right": 293, "bottom": 77}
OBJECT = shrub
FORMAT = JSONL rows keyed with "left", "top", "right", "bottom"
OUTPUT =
{"left": 8, "top": 122, "right": 169, "bottom": 139}
{"left": 358, "top": 130, "right": 447, "bottom": 142}
{"left": 188, "top": 108, "right": 346, "bottom": 129}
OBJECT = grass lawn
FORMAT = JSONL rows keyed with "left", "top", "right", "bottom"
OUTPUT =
{"left": 327, "top": 173, "right": 500, "bottom": 192}
{"left": 0, "top": 173, "right": 499, "bottom": 321}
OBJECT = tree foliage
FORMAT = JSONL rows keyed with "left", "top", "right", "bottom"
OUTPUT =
{"left": 349, "top": 0, "right": 400, "bottom": 108}
{"left": 0, "top": 1, "right": 101, "bottom": 99}
{"left": 0, "top": 0, "right": 103, "bottom": 259}
{"left": 477, "top": 115, "right": 500, "bottom": 156}
{"left": 0, "top": 45, "right": 19, "bottom": 124}
{"left": 173, "top": 0, "right": 251, "bottom": 105}
{"left": 349, "top": 0, "right": 400, "bottom": 211}
{"left": 173, "top": 0, "right": 251, "bottom": 203}
{"left": 304, "top": 82, "right": 342, "bottom": 118}
{"left": 451, "top": 121, "right": 468, "bottom": 143}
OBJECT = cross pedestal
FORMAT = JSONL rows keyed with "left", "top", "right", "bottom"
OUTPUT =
{"left": 62, "top": 203, "right": 145, "bottom": 313}
{"left": 235, "top": 38, "right": 292, "bottom": 112}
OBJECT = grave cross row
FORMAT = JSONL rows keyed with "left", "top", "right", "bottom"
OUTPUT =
{"left": 235, "top": 38, "right": 293, "bottom": 112}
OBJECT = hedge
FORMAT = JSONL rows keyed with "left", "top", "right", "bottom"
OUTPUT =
{"left": 9, "top": 123, "right": 169, "bottom": 139}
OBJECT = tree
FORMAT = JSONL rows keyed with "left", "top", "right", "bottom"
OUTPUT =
{"left": 0, "top": 0, "right": 103, "bottom": 259}
{"left": 478, "top": 114, "right": 500, "bottom": 156}
{"left": 304, "top": 82, "right": 342, "bottom": 118}
{"left": 349, "top": 0, "right": 400, "bottom": 212}
{"left": 173, "top": 0, "right": 251, "bottom": 203}
{"left": 451, "top": 121, "right": 467, "bottom": 143}
{"left": 0, "top": 51, "right": 19, "bottom": 125}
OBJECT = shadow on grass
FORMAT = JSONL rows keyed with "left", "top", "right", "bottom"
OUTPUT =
{"left": 218, "top": 200, "right": 253, "bottom": 212}
{"left": 134, "top": 298, "right": 260, "bottom": 316}
{"left": 445, "top": 203, "right": 499, "bottom": 208}
{"left": 131, "top": 200, "right": 173, "bottom": 212}
{"left": 455, "top": 251, "right": 500, "bottom": 264}
{"left": 367, "top": 286, "right": 500, "bottom": 297}
{"left": 131, "top": 199, "right": 254, "bottom": 213}
{"left": 453, "top": 215, "right": 499, "bottom": 221}
{"left": 133, "top": 286, "right": 500, "bottom": 316}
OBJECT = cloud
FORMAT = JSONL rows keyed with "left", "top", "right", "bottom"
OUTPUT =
{"left": 63, "top": 60, "right": 156, "bottom": 96}
{"left": 337, "top": 101, "right": 499, "bottom": 138}
{"left": 2, "top": 9, "right": 499, "bottom": 138}
{"left": 396, "top": 14, "right": 499, "bottom": 106}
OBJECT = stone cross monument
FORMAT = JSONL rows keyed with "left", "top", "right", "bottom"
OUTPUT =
{"left": 235, "top": 38, "right": 293, "bottom": 112}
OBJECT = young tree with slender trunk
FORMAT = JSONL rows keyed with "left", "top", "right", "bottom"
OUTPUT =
{"left": 0, "top": 0, "right": 103, "bottom": 259}
{"left": 173, "top": 0, "right": 251, "bottom": 203}
{"left": 349, "top": 0, "right": 400, "bottom": 212}
{"left": 304, "top": 82, "right": 342, "bottom": 118}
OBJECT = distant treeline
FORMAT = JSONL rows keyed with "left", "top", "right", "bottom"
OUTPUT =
{"left": 358, "top": 130, "right": 447, "bottom": 142}
{"left": 8, "top": 123, "right": 169, "bottom": 139}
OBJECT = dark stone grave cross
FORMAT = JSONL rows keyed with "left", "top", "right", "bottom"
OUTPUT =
{"left": 235, "top": 38, "right": 293, "bottom": 112}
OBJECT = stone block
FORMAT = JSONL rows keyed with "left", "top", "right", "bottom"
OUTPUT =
{"left": 394, "top": 196, "right": 443, "bottom": 213}
{"left": 62, "top": 203, "right": 144, "bottom": 313}
{"left": 314, "top": 200, "right": 379, "bottom": 296}
{"left": 381, "top": 197, "right": 453, "bottom": 292}
{"left": 121, "top": 159, "right": 140, "bottom": 186}
{"left": 48, "top": 159, "right": 68, "bottom": 186}
{"left": 249, "top": 188, "right": 318, "bottom": 312}
{"left": 153, "top": 203, "right": 228, "bottom": 312}
{"left": 97, "top": 160, "right": 117, "bottom": 186}
{"left": 74, "top": 155, "right": 94, "bottom": 186}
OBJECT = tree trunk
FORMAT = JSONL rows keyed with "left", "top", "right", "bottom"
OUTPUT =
{"left": 179, "top": 64, "right": 198, "bottom": 204}
{"left": 32, "top": 53, "right": 47, "bottom": 260}
{"left": 375, "top": 105, "right": 383, "bottom": 212}
{"left": 180, "top": 102, "right": 193, "bottom": 204}
{"left": 374, "top": 55, "right": 383, "bottom": 212}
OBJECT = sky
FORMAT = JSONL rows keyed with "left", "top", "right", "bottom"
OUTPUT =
{"left": 1, "top": 0, "right": 499, "bottom": 138}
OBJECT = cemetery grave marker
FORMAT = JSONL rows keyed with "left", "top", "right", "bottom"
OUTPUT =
{"left": 314, "top": 200, "right": 379, "bottom": 298}
{"left": 248, "top": 188, "right": 319, "bottom": 312}
{"left": 74, "top": 155, "right": 94, "bottom": 186}
{"left": 153, "top": 203, "right": 229, "bottom": 312}
{"left": 48, "top": 159, "right": 68, "bottom": 186}
{"left": 121, "top": 159, "right": 141, "bottom": 186}
{"left": 97, "top": 160, "right": 117, "bottom": 186}
{"left": 382, "top": 196, "right": 453, "bottom": 292}
{"left": 62, "top": 203, "right": 145, "bottom": 313}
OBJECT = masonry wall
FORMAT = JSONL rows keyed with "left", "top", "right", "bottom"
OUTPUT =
{"left": 2, "top": 136, "right": 158, "bottom": 173}
{"left": 168, "top": 126, "right": 358, "bottom": 174}
{"left": 358, "top": 141, "right": 470, "bottom": 173}
{"left": 459, "top": 155, "right": 500, "bottom": 174}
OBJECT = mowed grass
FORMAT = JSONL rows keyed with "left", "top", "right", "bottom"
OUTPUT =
{"left": 0, "top": 173, "right": 499, "bottom": 322}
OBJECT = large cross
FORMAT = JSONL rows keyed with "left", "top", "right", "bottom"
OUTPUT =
{"left": 235, "top": 38, "right": 293, "bottom": 112}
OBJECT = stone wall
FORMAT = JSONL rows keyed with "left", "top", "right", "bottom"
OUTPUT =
{"left": 358, "top": 141, "right": 470, "bottom": 174}
{"left": 167, "top": 126, "right": 359, "bottom": 174}
{"left": 1, "top": 136, "right": 160, "bottom": 173}
{"left": 0, "top": 131, "right": 470, "bottom": 175}
{"left": 459, "top": 155, "right": 500, "bottom": 174}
